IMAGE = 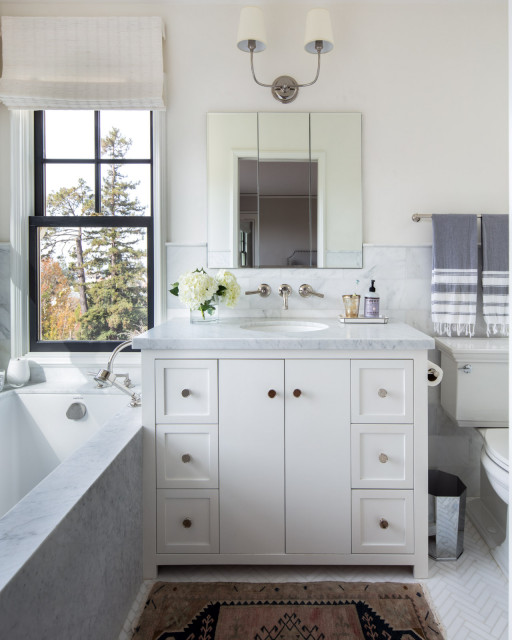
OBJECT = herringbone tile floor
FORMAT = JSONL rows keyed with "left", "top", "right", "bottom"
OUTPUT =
{"left": 120, "top": 518, "right": 508, "bottom": 640}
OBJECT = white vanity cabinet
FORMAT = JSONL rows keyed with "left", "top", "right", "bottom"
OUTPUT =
{"left": 137, "top": 320, "right": 432, "bottom": 580}
{"left": 219, "top": 359, "right": 351, "bottom": 555}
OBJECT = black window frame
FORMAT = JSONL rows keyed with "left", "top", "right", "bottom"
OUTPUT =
{"left": 30, "top": 110, "right": 154, "bottom": 352}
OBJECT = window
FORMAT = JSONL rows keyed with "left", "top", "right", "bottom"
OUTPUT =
{"left": 30, "top": 110, "right": 154, "bottom": 351}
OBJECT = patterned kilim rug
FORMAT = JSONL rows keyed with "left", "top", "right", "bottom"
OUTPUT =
{"left": 132, "top": 581, "right": 445, "bottom": 640}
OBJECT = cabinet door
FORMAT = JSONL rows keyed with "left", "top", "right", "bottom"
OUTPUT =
{"left": 351, "top": 360, "right": 413, "bottom": 423}
{"left": 285, "top": 359, "right": 351, "bottom": 554}
{"left": 219, "top": 359, "right": 285, "bottom": 554}
{"left": 155, "top": 360, "right": 218, "bottom": 423}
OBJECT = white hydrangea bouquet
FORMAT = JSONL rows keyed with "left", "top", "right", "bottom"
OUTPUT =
{"left": 170, "top": 267, "right": 241, "bottom": 321}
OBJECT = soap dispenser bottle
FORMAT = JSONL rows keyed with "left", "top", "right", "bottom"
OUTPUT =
{"left": 364, "top": 280, "right": 380, "bottom": 318}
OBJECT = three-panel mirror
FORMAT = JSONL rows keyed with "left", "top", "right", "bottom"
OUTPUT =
{"left": 207, "top": 113, "right": 362, "bottom": 269}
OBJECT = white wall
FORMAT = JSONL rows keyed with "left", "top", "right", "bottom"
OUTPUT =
{"left": 0, "top": 0, "right": 508, "bottom": 244}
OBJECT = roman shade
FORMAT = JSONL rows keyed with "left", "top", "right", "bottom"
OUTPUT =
{"left": 0, "top": 16, "right": 166, "bottom": 109}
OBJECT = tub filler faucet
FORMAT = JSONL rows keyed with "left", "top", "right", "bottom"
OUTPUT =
{"left": 91, "top": 340, "right": 141, "bottom": 407}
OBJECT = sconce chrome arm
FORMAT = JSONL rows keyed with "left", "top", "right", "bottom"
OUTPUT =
{"left": 295, "top": 42, "right": 323, "bottom": 88}
{"left": 248, "top": 43, "right": 273, "bottom": 88}
{"left": 248, "top": 39, "right": 324, "bottom": 104}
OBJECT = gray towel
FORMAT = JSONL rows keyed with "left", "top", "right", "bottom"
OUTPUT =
{"left": 431, "top": 214, "right": 478, "bottom": 336}
{"left": 482, "top": 214, "right": 509, "bottom": 336}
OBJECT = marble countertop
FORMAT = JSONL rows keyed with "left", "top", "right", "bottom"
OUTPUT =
{"left": 132, "top": 317, "right": 434, "bottom": 351}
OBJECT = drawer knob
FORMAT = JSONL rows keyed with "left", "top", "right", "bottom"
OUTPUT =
{"left": 379, "top": 453, "right": 389, "bottom": 464}
{"left": 378, "top": 388, "right": 388, "bottom": 398}
{"left": 268, "top": 389, "right": 277, "bottom": 398}
{"left": 293, "top": 389, "right": 302, "bottom": 398}
{"left": 181, "top": 389, "right": 191, "bottom": 398}
{"left": 379, "top": 518, "right": 389, "bottom": 529}
{"left": 181, "top": 453, "right": 192, "bottom": 463}
{"left": 182, "top": 518, "right": 192, "bottom": 528}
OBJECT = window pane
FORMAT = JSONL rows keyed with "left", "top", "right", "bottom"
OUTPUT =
{"left": 45, "top": 165, "right": 96, "bottom": 215}
{"left": 100, "top": 111, "right": 151, "bottom": 159}
{"left": 100, "top": 164, "right": 151, "bottom": 216}
{"left": 45, "top": 111, "right": 95, "bottom": 159}
{"left": 38, "top": 226, "right": 148, "bottom": 341}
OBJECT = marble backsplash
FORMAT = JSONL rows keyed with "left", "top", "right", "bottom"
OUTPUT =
{"left": 167, "top": 243, "right": 435, "bottom": 333}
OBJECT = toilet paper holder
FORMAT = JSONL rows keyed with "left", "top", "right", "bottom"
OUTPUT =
{"left": 427, "top": 360, "right": 443, "bottom": 386}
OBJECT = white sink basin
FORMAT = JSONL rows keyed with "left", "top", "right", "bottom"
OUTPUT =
{"left": 240, "top": 320, "right": 329, "bottom": 333}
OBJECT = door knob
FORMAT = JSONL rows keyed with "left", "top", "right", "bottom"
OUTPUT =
{"left": 378, "top": 388, "right": 388, "bottom": 398}
{"left": 181, "top": 453, "right": 192, "bottom": 463}
{"left": 379, "top": 518, "right": 389, "bottom": 529}
{"left": 293, "top": 389, "right": 302, "bottom": 398}
{"left": 378, "top": 453, "right": 389, "bottom": 464}
{"left": 181, "top": 389, "right": 191, "bottom": 397}
{"left": 268, "top": 389, "right": 277, "bottom": 398}
{"left": 182, "top": 518, "right": 192, "bottom": 528}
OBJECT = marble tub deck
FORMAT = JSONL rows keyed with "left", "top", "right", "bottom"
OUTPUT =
{"left": 0, "top": 388, "right": 142, "bottom": 592}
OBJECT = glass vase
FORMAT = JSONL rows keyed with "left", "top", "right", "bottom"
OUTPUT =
{"left": 190, "top": 302, "right": 219, "bottom": 324}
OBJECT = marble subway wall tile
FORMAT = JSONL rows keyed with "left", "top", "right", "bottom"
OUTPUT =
{"left": 0, "top": 244, "right": 10, "bottom": 370}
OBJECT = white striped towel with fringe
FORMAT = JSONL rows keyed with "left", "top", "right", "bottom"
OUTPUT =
{"left": 431, "top": 214, "right": 478, "bottom": 337}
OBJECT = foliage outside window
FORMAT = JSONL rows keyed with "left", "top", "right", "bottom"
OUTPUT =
{"left": 30, "top": 111, "right": 154, "bottom": 351}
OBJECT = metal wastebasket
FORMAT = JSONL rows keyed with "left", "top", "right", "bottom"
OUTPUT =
{"left": 428, "top": 469, "right": 466, "bottom": 560}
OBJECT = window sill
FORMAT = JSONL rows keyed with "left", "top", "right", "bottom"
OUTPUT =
{"left": 26, "top": 351, "right": 141, "bottom": 367}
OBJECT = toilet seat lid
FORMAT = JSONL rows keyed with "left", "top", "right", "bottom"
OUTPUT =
{"left": 483, "top": 429, "right": 509, "bottom": 471}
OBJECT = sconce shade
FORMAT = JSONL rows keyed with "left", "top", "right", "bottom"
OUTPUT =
{"left": 237, "top": 6, "right": 267, "bottom": 52}
{"left": 304, "top": 8, "right": 334, "bottom": 53}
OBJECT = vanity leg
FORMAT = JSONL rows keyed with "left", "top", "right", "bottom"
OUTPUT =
{"left": 413, "top": 558, "right": 430, "bottom": 580}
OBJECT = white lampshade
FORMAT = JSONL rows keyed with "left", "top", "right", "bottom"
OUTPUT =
{"left": 304, "top": 8, "right": 334, "bottom": 54}
{"left": 237, "top": 6, "right": 267, "bottom": 52}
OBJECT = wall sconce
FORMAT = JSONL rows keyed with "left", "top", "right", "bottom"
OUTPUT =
{"left": 237, "top": 6, "right": 334, "bottom": 104}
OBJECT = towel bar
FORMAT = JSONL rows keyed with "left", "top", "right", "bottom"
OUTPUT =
{"left": 412, "top": 213, "right": 483, "bottom": 222}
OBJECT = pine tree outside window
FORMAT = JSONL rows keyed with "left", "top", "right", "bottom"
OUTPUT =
{"left": 30, "top": 110, "right": 154, "bottom": 351}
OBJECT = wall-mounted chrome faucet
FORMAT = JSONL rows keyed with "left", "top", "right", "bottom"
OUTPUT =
{"left": 245, "top": 283, "right": 272, "bottom": 297}
{"left": 278, "top": 284, "right": 292, "bottom": 310}
{"left": 91, "top": 340, "right": 141, "bottom": 407}
{"left": 298, "top": 284, "right": 324, "bottom": 299}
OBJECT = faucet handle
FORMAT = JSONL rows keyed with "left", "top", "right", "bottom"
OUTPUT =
{"left": 245, "top": 283, "right": 272, "bottom": 297}
{"left": 299, "top": 284, "right": 324, "bottom": 299}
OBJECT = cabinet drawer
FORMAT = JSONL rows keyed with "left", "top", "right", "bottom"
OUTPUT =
{"left": 155, "top": 360, "right": 218, "bottom": 423}
{"left": 351, "top": 360, "right": 413, "bottom": 423}
{"left": 352, "top": 489, "right": 414, "bottom": 553}
{"left": 156, "top": 425, "right": 218, "bottom": 489}
{"left": 351, "top": 424, "right": 413, "bottom": 489}
{"left": 156, "top": 489, "right": 219, "bottom": 554}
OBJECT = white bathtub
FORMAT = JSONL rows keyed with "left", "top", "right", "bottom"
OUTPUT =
{"left": 0, "top": 391, "right": 131, "bottom": 519}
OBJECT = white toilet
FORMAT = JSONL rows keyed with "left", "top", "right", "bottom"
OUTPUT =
{"left": 436, "top": 337, "right": 509, "bottom": 575}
